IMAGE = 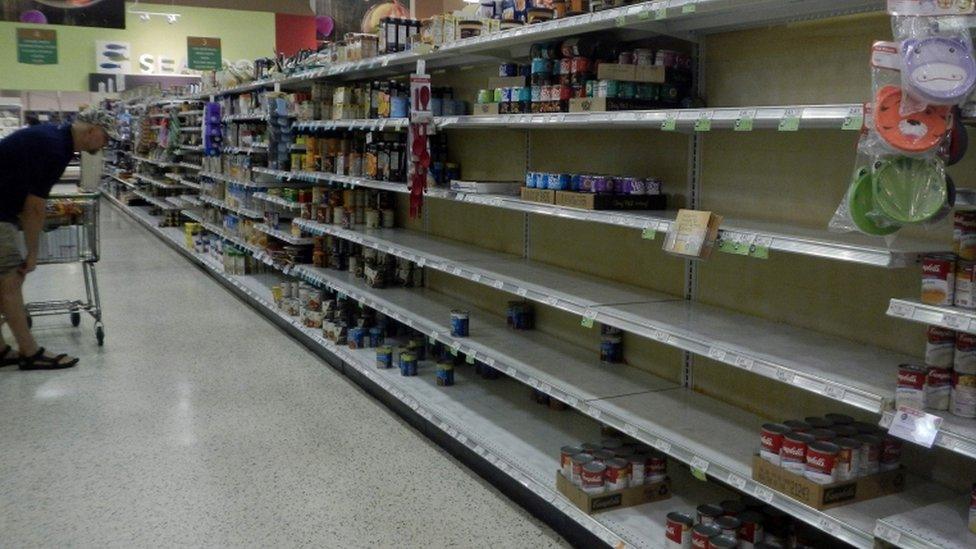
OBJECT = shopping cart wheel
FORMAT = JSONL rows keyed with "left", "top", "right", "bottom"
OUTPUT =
{"left": 70, "top": 311, "right": 81, "bottom": 327}
{"left": 95, "top": 324, "right": 104, "bottom": 347}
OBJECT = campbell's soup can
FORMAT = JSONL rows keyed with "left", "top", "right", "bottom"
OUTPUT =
{"left": 715, "top": 515, "right": 741, "bottom": 537}
{"left": 951, "top": 373, "right": 976, "bottom": 418}
{"left": 760, "top": 424, "right": 789, "bottom": 466}
{"left": 922, "top": 254, "right": 955, "bottom": 305}
{"left": 570, "top": 453, "right": 593, "bottom": 485}
{"left": 605, "top": 458, "right": 630, "bottom": 491}
{"left": 697, "top": 503, "right": 724, "bottom": 526}
{"left": 926, "top": 366, "right": 952, "bottom": 411}
{"left": 805, "top": 416, "right": 833, "bottom": 429}
{"left": 832, "top": 425, "right": 858, "bottom": 438}
{"left": 780, "top": 432, "right": 814, "bottom": 474}
{"left": 805, "top": 441, "right": 839, "bottom": 484}
{"left": 880, "top": 436, "right": 902, "bottom": 471}
{"left": 627, "top": 455, "right": 646, "bottom": 485}
{"left": 665, "top": 512, "right": 694, "bottom": 548}
{"left": 957, "top": 261, "right": 976, "bottom": 309}
{"left": 824, "top": 413, "right": 854, "bottom": 426}
{"left": 833, "top": 437, "right": 863, "bottom": 481}
{"left": 856, "top": 434, "right": 881, "bottom": 476}
{"left": 896, "top": 363, "right": 927, "bottom": 410}
{"left": 957, "top": 333, "right": 976, "bottom": 374}
{"left": 954, "top": 210, "right": 976, "bottom": 260}
{"left": 581, "top": 461, "right": 607, "bottom": 495}
{"left": 691, "top": 524, "right": 721, "bottom": 549}
{"left": 708, "top": 534, "right": 739, "bottom": 549}
{"left": 737, "top": 510, "right": 765, "bottom": 549}
{"left": 560, "top": 445, "right": 582, "bottom": 477}
{"left": 808, "top": 428, "right": 837, "bottom": 441}
{"left": 926, "top": 326, "right": 956, "bottom": 368}
{"left": 782, "top": 419, "right": 812, "bottom": 433}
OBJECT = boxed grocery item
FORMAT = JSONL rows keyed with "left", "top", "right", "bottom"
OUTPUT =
{"left": 554, "top": 191, "right": 667, "bottom": 211}
{"left": 521, "top": 188, "right": 556, "bottom": 204}
{"left": 568, "top": 97, "right": 660, "bottom": 113}
{"left": 556, "top": 471, "right": 671, "bottom": 514}
{"left": 751, "top": 456, "right": 905, "bottom": 510}
{"left": 473, "top": 103, "right": 500, "bottom": 116}
{"left": 488, "top": 76, "right": 529, "bottom": 89}
{"left": 596, "top": 63, "right": 666, "bottom": 83}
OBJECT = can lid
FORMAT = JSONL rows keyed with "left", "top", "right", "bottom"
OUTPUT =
{"left": 601, "top": 437, "right": 623, "bottom": 450}
{"left": 666, "top": 511, "right": 694, "bottom": 526}
{"left": 715, "top": 515, "right": 741, "bottom": 529}
{"left": 855, "top": 433, "right": 882, "bottom": 444}
{"left": 692, "top": 523, "right": 722, "bottom": 536}
{"left": 606, "top": 457, "right": 629, "bottom": 469}
{"left": 560, "top": 445, "right": 583, "bottom": 455}
{"left": 709, "top": 534, "right": 739, "bottom": 549}
{"left": 804, "top": 416, "right": 834, "bottom": 429}
{"left": 808, "top": 441, "right": 840, "bottom": 454}
{"left": 697, "top": 503, "right": 724, "bottom": 517}
{"left": 851, "top": 421, "right": 882, "bottom": 435}
{"left": 834, "top": 437, "right": 863, "bottom": 450}
{"left": 592, "top": 450, "right": 615, "bottom": 461}
{"left": 571, "top": 453, "right": 594, "bottom": 464}
{"left": 761, "top": 422, "right": 791, "bottom": 434}
{"left": 582, "top": 461, "right": 607, "bottom": 473}
{"left": 783, "top": 420, "right": 812, "bottom": 432}
{"left": 613, "top": 446, "right": 635, "bottom": 458}
{"left": 783, "top": 431, "right": 815, "bottom": 443}
{"left": 809, "top": 428, "right": 837, "bottom": 441}
{"left": 832, "top": 425, "right": 858, "bottom": 437}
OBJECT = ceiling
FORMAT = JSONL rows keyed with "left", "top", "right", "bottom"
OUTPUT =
{"left": 163, "top": 0, "right": 313, "bottom": 15}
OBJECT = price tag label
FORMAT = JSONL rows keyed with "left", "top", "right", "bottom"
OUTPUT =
{"left": 682, "top": 2, "right": 697, "bottom": 13}
{"left": 816, "top": 517, "right": 838, "bottom": 535}
{"left": 749, "top": 236, "right": 772, "bottom": 259}
{"left": 753, "top": 486, "right": 774, "bottom": 503}
{"left": 655, "top": 5, "right": 668, "bottom": 19}
{"left": 581, "top": 309, "right": 597, "bottom": 328}
{"left": 564, "top": 395, "right": 579, "bottom": 407}
{"left": 450, "top": 342, "right": 462, "bottom": 356}
{"left": 452, "top": 266, "right": 463, "bottom": 276}
{"left": 641, "top": 227, "right": 657, "bottom": 240}
{"left": 841, "top": 105, "right": 864, "bottom": 131}
{"left": 652, "top": 330, "right": 669, "bottom": 342}
{"left": 708, "top": 347, "right": 727, "bottom": 362}
{"left": 661, "top": 112, "right": 678, "bottom": 131}
{"left": 735, "top": 356, "right": 754, "bottom": 371}
{"left": 944, "top": 313, "right": 967, "bottom": 330}
{"left": 874, "top": 523, "right": 901, "bottom": 545}
{"left": 471, "top": 273, "right": 482, "bottom": 283}
{"left": 694, "top": 111, "right": 713, "bottom": 132}
{"left": 824, "top": 384, "right": 846, "bottom": 400}
{"left": 506, "top": 366, "right": 517, "bottom": 377}
{"left": 517, "top": 287, "right": 528, "bottom": 297}
{"left": 652, "top": 438, "right": 672, "bottom": 453}
{"left": 615, "top": 15, "right": 627, "bottom": 26}
{"left": 775, "top": 369, "right": 796, "bottom": 384}
{"left": 484, "top": 357, "right": 495, "bottom": 367}
{"left": 690, "top": 456, "right": 709, "bottom": 474}
{"left": 465, "top": 354, "right": 475, "bottom": 365}
{"left": 734, "top": 109, "right": 756, "bottom": 131}
{"left": 778, "top": 108, "right": 801, "bottom": 131}
{"left": 589, "top": 407, "right": 602, "bottom": 420}
{"left": 727, "top": 473, "right": 747, "bottom": 490}
{"left": 623, "top": 424, "right": 638, "bottom": 436}
{"left": 887, "top": 405, "right": 944, "bottom": 448}
{"left": 638, "top": 7, "right": 653, "bottom": 19}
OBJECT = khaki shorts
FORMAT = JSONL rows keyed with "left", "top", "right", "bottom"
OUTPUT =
{"left": 0, "top": 222, "right": 23, "bottom": 276}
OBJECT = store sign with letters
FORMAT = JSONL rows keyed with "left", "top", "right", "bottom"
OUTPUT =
{"left": 17, "top": 28, "right": 57, "bottom": 65}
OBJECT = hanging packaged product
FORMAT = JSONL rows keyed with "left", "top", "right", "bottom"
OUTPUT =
{"left": 898, "top": 25, "right": 976, "bottom": 107}
{"left": 662, "top": 209, "right": 723, "bottom": 259}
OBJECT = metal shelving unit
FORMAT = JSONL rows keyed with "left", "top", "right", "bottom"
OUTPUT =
{"left": 294, "top": 118, "right": 409, "bottom": 132}
{"left": 874, "top": 497, "right": 976, "bottom": 549}
{"left": 254, "top": 223, "right": 313, "bottom": 246}
{"left": 130, "top": 155, "right": 174, "bottom": 168}
{"left": 197, "top": 194, "right": 263, "bottom": 219}
{"left": 293, "top": 218, "right": 907, "bottom": 413}
{"left": 252, "top": 192, "right": 303, "bottom": 211}
{"left": 132, "top": 189, "right": 179, "bottom": 210}
{"left": 879, "top": 410, "right": 976, "bottom": 461}
{"left": 887, "top": 298, "right": 976, "bottom": 335}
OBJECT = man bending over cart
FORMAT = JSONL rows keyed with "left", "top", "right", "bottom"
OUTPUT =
{"left": 0, "top": 108, "right": 117, "bottom": 370}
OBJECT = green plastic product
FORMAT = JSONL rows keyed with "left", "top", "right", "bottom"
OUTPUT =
{"left": 847, "top": 167, "right": 900, "bottom": 236}
{"left": 872, "top": 157, "right": 947, "bottom": 225}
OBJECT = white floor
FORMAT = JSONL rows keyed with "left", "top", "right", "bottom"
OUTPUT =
{"left": 0, "top": 203, "right": 567, "bottom": 548}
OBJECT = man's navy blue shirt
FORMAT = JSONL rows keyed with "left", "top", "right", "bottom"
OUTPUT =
{"left": 0, "top": 124, "right": 74, "bottom": 223}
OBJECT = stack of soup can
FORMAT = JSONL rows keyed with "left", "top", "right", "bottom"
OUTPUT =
{"left": 759, "top": 414, "right": 901, "bottom": 485}
{"left": 560, "top": 437, "right": 667, "bottom": 495}
{"left": 666, "top": 497, "right": 833, "bottom": 548}
{"left": 524, "top": 170, "right": 662, "bottom": 195}
{"left": 896, "top": 325, "right": 976, "bottom": 419}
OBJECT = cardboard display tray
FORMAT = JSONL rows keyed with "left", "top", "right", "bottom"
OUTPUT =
{"left": 554, "top": 191, "right": 667, "bottom": 211}
{"left": 521, "top": 187, "right": 556, "bottom": 204}
{"left": 556, "top": 471, "right": 671, "bottom": 514}
{"left": 751, "top": 456, "right": 905, "bottom": 510}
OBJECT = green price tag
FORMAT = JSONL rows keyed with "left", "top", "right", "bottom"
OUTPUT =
{"left": 428, "top": 335, "right": 436, "bottom": 344}
{"left": 655, "top": 7, "right": 668, "bottom": 20}
{"left": 842, "top": 107, "right": 863, "bottom": 131}
{"left": 694, "top": 112, "right": 712, "bottom": 132}
{"left": 734, "top": 110, "right": 755, "bottom": 132}
{"left": 750, "top": 245, "right": 769, "bottom": 259}
{"left": 581, "top": 316, "right": 594, "bottom": 329}
{"left": 661, "top": 113, "right": 678, "bottom": 131}
{"left": 682, "top": 2, "right": 697, "bottom": 13}
{"left": 778, "top": 109, "right": 801, "bottom": 131}
{"left": 450, "top": 347, "right": 459, "bottom": 357}
{"left": 642, "top": 228, "right": 656, "bottom": 240}
{"left": 615, "top": 15, "right": 627, "bottom": 26}
{"left": 691, "top": 467, "right": 708, "bottom": 481}
{"left": 466, "top": 355, "right": 475, "bottom": 364}
{"left": 638, "top": 8, "right": 652, "bottom": 20}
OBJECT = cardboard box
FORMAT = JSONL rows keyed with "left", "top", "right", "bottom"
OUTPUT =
{"left": 596, "top": 63, "right": 666, "bottom": 83}
{"left": 751, "top": 456, "right": 905, "bottom": 510}
{"left": 556, "top": 471, "right": 670, "bottom": 514}
{"left": 473, "top": 103, "right": 500, "bottom": 116}
{"left": 554, "top": 191, "right": 667, "bottom": 211}
{"left": 521, "top": 187, "right": 555, "bottom": 204}
{"left": 662, "top": 209, "right": 723, "bottom": 260}
{"left": 488, "top": 76, "right": 529, "bottom": 89}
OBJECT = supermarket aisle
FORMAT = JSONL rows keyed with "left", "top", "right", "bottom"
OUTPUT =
{"left": 0, "top": 204, "right": 567, "bottom": 548}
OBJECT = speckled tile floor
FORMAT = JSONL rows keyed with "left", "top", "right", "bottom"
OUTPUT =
{"left": 0, "top": 203, "right": 568, "bottom": 548}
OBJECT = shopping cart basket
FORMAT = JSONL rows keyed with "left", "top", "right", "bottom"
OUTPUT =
{"left": 22, "top": 191, "right": 105, "bottom": 346}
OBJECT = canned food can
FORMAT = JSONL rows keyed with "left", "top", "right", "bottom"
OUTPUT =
{"left": 922, "top": 254, "right": 956, "bottom": 305}
{"left": 399, "top": 351, "right": 417, "bottom": 377}
{"left": 831, "top": 425, "right": 858, "bottom": 438}
{"left": 624, "top": 455, "right": 644, "bottom": 485}
{"left": 809, "top": 428, "right": 837, "bottom": 441}
{"left": 856, "top": 434, "right": 881, "bottom": 476}
{"left": 618, "top": 51, "right": 634, "bottom": 65}
{"left": 571, "top": 453, "right": 594, "bottom": 485}
{"left": 634, "top": 48, "right": 654, "bottom": 66}
{"left": 805, "top": 416, "right": 833, "bottom": 429}
{"left": 644, "top": 452, "right": 667, "bottom": 483}
{"left": 600, "top": 335, "right": 623, "bottom": 363}
{"left": 499, "top": 62, "right": 518, "bottom": 77}
{"left": 696, "top": 503, "right": 723, "bottom": 525}
{"left": 760, "top": 423, "right": 790, "bottom": 466}
{"left": 592, "top": 449, "right": 615, "bottom": 463}
{"left": 783, "top": 419, "right": 812, "bottom": 432}
{"left": 605, "top": 458, "right": 630, "bottom": 490}
{"left": 559, "top": 58, "right": 572, "bottom": 75}
{"left": 571, "top": 56, "right": 591, "bottom": 74}
{"left": 436, "top": 361, "right": 455, "bottom": 386}
{"left": 957, "top": 332, "right": 976, "bottom": 374}
{"left": 476, "top": 88, "right": 492, "bottom": 104}
{"left": 530, "top": 57, "right": 551, "bottom": 75}
{"left": 560, "top": 445, "right": 582, "bottom": 477}
{"left": 805, "top": 441, "right": 839, "bottom": 484}
{"left": 926, "top": 366, "right": 952, "bottom": 410}
{"left": 601, "top": 437, "right": 623, "bottom": 451}
{"left": 897, "top": 363, "right": 928, "bottom": 410}
{"left": 708, "top": 535, "right": 738, "bottom": 549}
{"left": 951, "top": 373, "right": 976, "bottom": 418}
{"left": 581, "top": 461, "right": 607, "bottom": 495}
{"left": 715, "top": 516, "right": 741, "bottom": 538}
{"left": 531, "top": 86, "right": 542, "bottom": 102}
{"left": 957, "top": 260, "right": 976, "bottom": 309}
{"left": 954, "top": 210, "right": 976, "bottom": 260}
{"left": 926, "top": 326, "right": 956, "bottom": 368}
{"left": 581, "top": 442, "right": 601, "bottom": 454}
{"left": 737, "top": 510, "right": 765, "bottom": 549}
{"left": 376, "top": 346, "right": 393, "bottom": 369}
{"left": 780, "top": 432, "right": 814, "bottom": 475}
{"left": 501, "top": 87, "right": 514, "bottom": 103}
{"left": 833, "top": 437, "right": 863, "bottom": 481}
{"left": 880, "top": 435, "right": 902, "bottom": 471}
{"left": 367, "top": 327, "right": 383, "bottom": 348}
{"left": 691, "top": 524, "right": 721, "bottom": 549}
{"left": 348, "top": 327, "right": 365, "bottom": 349}
{"left": 665, "top": 511, "right": 694, "bottom": 548}
{"left": 450, "top": 309, "right": 469, "bottom": 337}
{"left": 824, "top": 413, "right": 854, "bottom": 426}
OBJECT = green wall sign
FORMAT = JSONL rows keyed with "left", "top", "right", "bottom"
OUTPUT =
{"left": 17, "top": 28, "right": 57, "bottom": 65}
{"left": 187, "top": 36, "right": 221, "bottom": 71}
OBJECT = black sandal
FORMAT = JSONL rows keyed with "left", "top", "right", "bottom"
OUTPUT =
{"left": 19, "top": 347, "right": 79, "bottom": 371}
{"left": 0, "top": 345, "right": 18, "bottom": 367}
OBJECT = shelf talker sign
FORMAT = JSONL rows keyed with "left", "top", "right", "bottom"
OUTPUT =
{"left": 187, "top": 37, "right": 221, "bottom": 71}
{"left": 17, "top": 28, "right": 57, "bottom": 65}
